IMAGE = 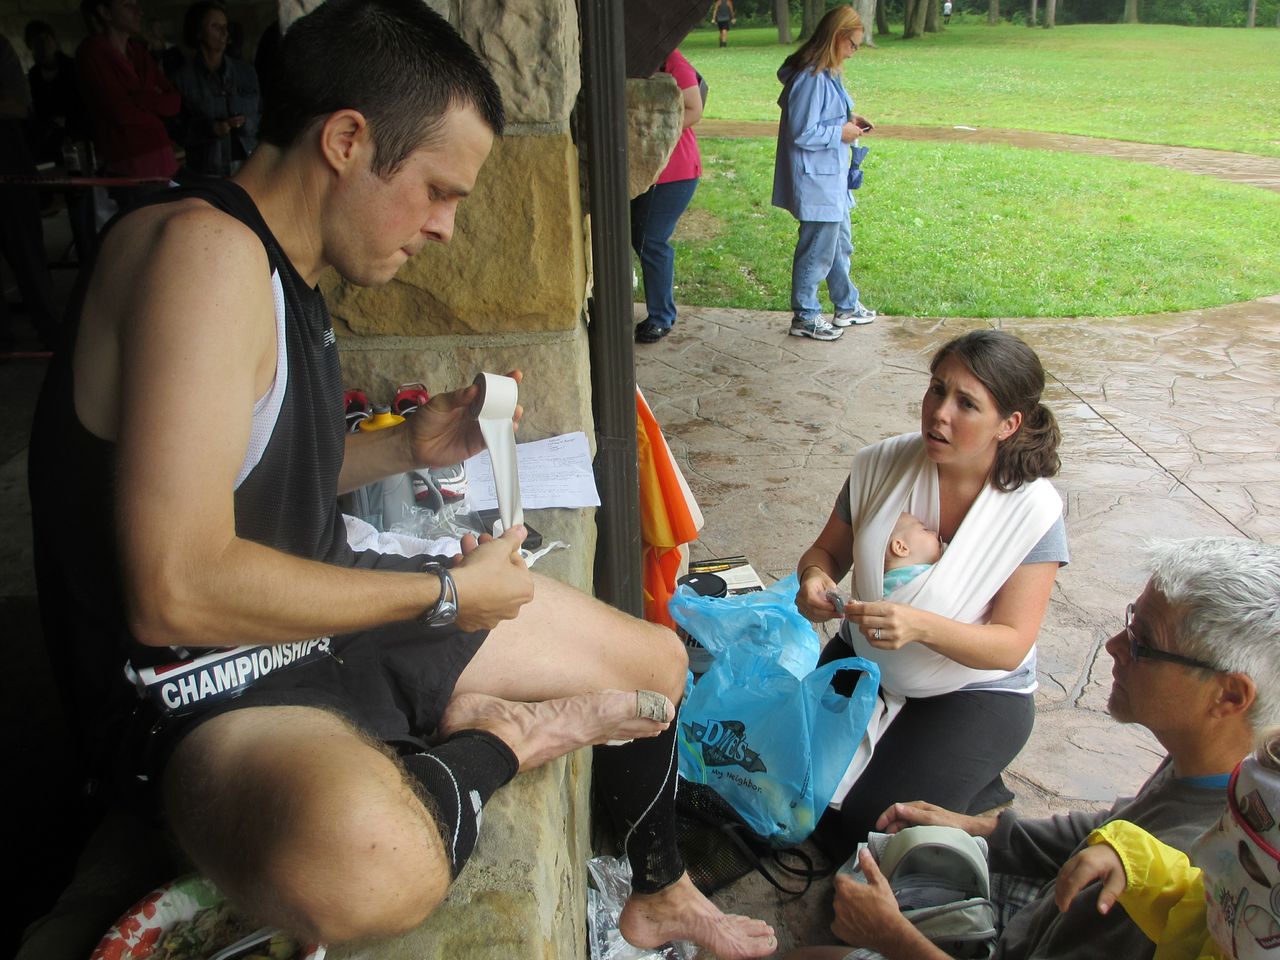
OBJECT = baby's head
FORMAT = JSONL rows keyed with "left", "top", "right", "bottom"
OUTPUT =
{"left": 885, "top": 512, "right": 943, "bottom": 571}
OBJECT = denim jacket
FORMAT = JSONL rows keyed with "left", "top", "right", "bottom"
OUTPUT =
{"left": 171, "top": 55, "right": 259, "bottom": 176}
{"left": 771, "top": 64, "right": 854, "bottom": 222}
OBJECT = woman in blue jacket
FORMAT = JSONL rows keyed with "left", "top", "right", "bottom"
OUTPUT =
{"left": 772, "top": 6, "right": 876, "bottom": 341}
{"left": 171, "top": 0, "right": 259, "bottom": 177}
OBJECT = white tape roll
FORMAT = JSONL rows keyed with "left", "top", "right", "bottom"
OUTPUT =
{"left": 473, "top": 372, "right": 524, "bottom": 533}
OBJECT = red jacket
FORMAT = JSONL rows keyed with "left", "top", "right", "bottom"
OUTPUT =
{"left": 77, "top": 34, "right": 179, "bottom": 178}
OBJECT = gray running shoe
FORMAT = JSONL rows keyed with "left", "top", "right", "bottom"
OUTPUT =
{"left": 789, "top": 315, "right": 843, "bottom": 341}
{"left": 832, "top": 301, "right": 877, "bottom": 326}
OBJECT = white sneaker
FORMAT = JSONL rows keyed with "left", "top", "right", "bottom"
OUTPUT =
{"left": 789, "top": 315, "right": 843, "bottom": 341}
{"left": 833, "top": 301, "right": 877, "bottom": 326}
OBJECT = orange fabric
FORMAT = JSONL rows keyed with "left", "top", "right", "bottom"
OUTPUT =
{"left": 637, "top": 390, "right": 700, "bottom": 626}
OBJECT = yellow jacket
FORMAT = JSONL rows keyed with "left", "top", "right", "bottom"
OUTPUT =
{"left": 1088, "top": 820, "right": 1224, "bottom": 960}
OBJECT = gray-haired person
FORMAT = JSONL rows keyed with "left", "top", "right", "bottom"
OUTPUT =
{"left": 790, "top": 536, "right": 1280, "bottom": 960}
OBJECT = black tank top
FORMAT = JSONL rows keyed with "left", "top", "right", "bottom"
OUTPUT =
{"left": 29, "top": 178, "right": 351, "bottom": 757}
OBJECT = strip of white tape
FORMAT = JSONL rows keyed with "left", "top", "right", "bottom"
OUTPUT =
{"left": 474, "top": 372, "right": 524, "bottom": 533}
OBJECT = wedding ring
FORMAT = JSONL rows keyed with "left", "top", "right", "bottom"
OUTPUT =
{"left": 874, "top": 628, "right": 882, "bottom": 641}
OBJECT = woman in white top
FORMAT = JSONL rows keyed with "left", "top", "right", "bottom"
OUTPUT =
{"left": 795, "top": 329, "right": 1067, "bottom": 857}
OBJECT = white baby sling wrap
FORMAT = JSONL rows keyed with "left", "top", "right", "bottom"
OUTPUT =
{"left": 830, "top": 432, "right": 1062, "bottom": 807}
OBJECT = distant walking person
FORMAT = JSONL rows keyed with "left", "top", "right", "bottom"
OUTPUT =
{"left": 944, "top": 1, "right": 953, "bottom": 23}
{"left": 772, "top": 6, "right": 876, "bottom": 341}
{"left": 712, "top": 0, "right": 735, "bottom": 47}
{"left": 631, "top": 49, "right": 702, "bottom": 344}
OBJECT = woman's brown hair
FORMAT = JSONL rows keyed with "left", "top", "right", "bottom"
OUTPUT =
{"left": 930, "top": 330, "right": 1061, "bottom": 492}
{"left": 780, "top": 6, "right": 864, "bottom": 77}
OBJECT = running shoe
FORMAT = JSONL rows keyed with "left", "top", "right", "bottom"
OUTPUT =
{"left": 789, "top": 315, "right": 843, "bottom": 341}
{"left": 832, "top": 302, "right": 877, "bottom": 326}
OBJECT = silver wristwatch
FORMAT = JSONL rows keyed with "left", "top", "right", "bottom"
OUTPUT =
{"left": 419, "top": 562, "right": 459, "bottom": 627}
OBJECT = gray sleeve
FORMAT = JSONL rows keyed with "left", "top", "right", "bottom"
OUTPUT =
{"left": 987, "top": 805, "right": 1116, "bottom": 880}
{"left": 834, "top": 475, "right": 852, "bottom": 524}
{"left": 1022, "top": 513, "right": 1069, "bottom": 567}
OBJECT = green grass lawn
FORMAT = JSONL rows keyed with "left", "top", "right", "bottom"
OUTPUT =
{"left": 686, "top": 23, "right": 1280, "bottom": 157}
{"left": 655, "top": 137, "right": 1280, "bottom": 318}
{"left": 650, "top": 23, "right": 1280, "bottom": 317}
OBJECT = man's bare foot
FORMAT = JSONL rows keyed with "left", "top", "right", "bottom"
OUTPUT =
{"left": 618, "top": 873, "right": 777, "bottom": 959}
{"left": 438, "top": 690, "right": 675, "bottom": 771}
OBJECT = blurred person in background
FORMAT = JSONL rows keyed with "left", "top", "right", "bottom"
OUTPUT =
{"left": 0, "top": 34, "right": 59, "bottom": 349}
{"left": 77, "top": 0, "right": 181, "bottom": 198}
{"left": 630, "top": 48, "right": 701, "bottom": 345}
{"left": 24, "top": 21, "right": 92, "bottom": 166}
{"left": 171, "top": 0, "right": 259, "bottom": 176}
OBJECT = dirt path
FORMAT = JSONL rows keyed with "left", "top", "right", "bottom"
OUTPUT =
{"left": 698, "top": 119, "right": 1280, "bottom": 192}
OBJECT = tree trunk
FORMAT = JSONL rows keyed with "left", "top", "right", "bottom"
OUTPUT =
{"left": 1043, "top": 0, "right": 1056, "bottom": 27}
{"left": 1247, "top": 0, "right": 1257, "bottom": 26}
{"left": 987, "top": 0, "right": 1000, "bottom": 24}
{"left": 853, "top": 0, "right": 878, "bottom": 43}
{"left": 800, "top": 0, "right": 824, "bottom": 39}
{"left": 775, "top": 0, "right": 793, "bottom": 42}
{"left": 925, "top": 0, "right": 940, "bottom": 31}
{"left": 876, "top": 0, "right": 892, "bottom": 34}
{"left": 1124, "top": 0, "right": 1139, "bottom": 21}
{"left": 1029, "top": 0, "right": 1038, "bottom": 24}
{"left": 905, "top": 0, "right": 930, "bottom": 37}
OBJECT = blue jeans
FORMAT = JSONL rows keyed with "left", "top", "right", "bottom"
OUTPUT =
{"left": 790, "top": 218, "right": 859, "bottom": 321}
{"left": 630, "top": 177, "right": 699, "bottom": 329}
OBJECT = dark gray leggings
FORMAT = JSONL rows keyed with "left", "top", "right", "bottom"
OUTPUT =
{"left": 814, "top": 636, "right": 1035, "bottom": 861}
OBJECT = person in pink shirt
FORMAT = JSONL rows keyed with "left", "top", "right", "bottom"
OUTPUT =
{"left": 631, "top": 48, "right": 702, "bottom": 344}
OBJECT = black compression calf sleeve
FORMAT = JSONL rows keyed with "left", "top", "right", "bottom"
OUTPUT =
{"left": 403, "top": 730, "right": 519, "bottom": 878}
{"left": 593, "top": 713, "right": 684, "bottom": 894}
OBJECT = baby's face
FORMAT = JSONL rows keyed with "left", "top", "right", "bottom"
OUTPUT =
{"left": 889, "top": 513, "right": 943, "bottom": 565}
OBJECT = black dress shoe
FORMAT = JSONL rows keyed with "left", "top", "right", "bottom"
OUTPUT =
{"left": 635, "top": 320, "right": 672, "bottom": 344}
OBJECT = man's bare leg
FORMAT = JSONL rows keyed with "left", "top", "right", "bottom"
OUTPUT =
{"left": 449, "top": 573, "right": 777, "bottom": 959}
{"left": 164, "top": 706, "right": 452, "bottom": 943}
{"left": 452, "top": 572, "right": 687, "bottom": 702}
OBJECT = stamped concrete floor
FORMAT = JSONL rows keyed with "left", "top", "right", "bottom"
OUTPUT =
{"left": 635, "top": 294, "right": 1280, "bottom": 954}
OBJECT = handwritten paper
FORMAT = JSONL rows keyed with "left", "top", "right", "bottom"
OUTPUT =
{"left": 464, "top": 431, "right": 601, "bottom": 511}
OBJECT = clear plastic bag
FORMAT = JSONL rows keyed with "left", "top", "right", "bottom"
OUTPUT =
{"left": 390, "top": 497, "right": 487, "bottom": 542}
{"left": 586, "top": 856, "right": 695, "bottom": 960}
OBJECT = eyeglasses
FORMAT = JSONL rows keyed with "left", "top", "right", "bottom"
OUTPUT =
{"left": 1125, "top": 603, "right": 1218, "bottom": 672}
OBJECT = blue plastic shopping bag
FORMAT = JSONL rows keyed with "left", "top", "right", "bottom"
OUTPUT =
{"left": 669, "top": 573, "right": 820, "bottom": 679}
{"left": 672, "top": 574, "right": 881, "bottom": 846}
